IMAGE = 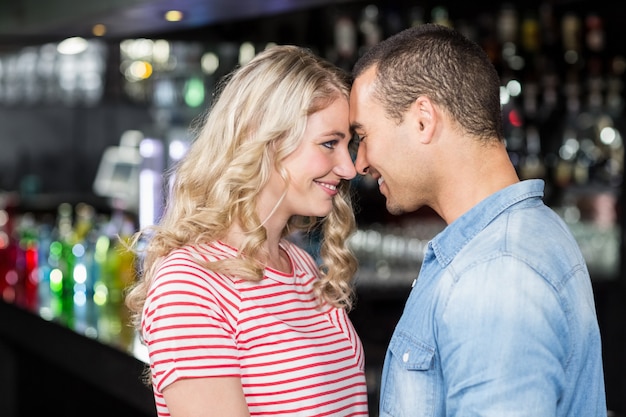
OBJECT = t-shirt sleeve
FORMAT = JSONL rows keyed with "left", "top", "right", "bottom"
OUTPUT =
{"left": 141, "top": 252, "right": 241, "bottom": 393}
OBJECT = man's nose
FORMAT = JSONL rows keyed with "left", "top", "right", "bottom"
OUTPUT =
{"left": 354, "top": 147, "right": 369, "bottom": 175}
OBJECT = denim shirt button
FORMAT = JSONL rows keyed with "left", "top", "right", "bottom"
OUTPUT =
{"left": 402, "top": 352, "right": 410, "bottom": 362}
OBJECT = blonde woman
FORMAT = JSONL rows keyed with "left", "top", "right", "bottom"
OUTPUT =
{"left": 125, "top": 45, "right": 368, "bottom": 417}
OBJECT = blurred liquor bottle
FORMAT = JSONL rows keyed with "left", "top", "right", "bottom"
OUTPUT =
{"left": 0, "top": 197, "right": 19, "bottom": 305}
{"left": 47, "top": 202, "right": 77, "bottom": 327}
{"left": 94, "top": 208, "right": 137, "bottom": 350}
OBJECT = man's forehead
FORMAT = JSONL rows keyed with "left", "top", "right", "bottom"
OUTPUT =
{"left": 351, "top": 66, "right": 378, "bottom": 97}
{"left": 349, "top": 67, "right": 378, "bottom": 127}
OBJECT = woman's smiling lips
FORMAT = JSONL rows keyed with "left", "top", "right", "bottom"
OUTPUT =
{"left": 316, "top": 180, "right": 339, "bottom": 195}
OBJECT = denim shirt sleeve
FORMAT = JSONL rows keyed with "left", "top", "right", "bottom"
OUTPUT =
{"left": 438, "top": 255, "right": 567, "bottom": 416}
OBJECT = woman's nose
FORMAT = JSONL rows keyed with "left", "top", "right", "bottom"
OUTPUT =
{"left": 334, "top": 149, "right": 357, "bottom": 180}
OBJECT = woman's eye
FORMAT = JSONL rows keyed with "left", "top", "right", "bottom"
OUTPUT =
{"left": 323, "top": 140, "right": 338, "bottom": 149}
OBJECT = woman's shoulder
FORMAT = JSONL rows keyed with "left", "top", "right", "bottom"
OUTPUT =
{"left": 163, "top": 241, "right": 236, "bottom": 264}
{"left": 153, "top": 241, "right": 239, "bottom": 287}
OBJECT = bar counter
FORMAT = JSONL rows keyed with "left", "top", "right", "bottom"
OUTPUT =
{"left": 0, "top": 300, "right": 156, "bottom": 417}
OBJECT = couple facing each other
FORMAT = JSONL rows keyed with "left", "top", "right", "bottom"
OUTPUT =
{"left": 125, "top": 23, "right": 606, "bottom": 417}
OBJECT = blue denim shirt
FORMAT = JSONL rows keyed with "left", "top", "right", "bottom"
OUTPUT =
{"left": 379, "top": 180, "right": 606, "bottom": 417}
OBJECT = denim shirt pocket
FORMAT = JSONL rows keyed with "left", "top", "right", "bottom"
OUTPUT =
{"left": 380, "top": 331, "right": 438, "bottom": 416}
{"left": 388, "top": 331, "right": 435, "bottom": 370}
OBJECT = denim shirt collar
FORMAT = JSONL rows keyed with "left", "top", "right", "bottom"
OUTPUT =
{"left": 429, "top": 179, "right": 545, "bottom": 268}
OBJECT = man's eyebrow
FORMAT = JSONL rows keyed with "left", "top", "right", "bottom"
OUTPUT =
{"left": 350, "top": 122, "right": 363, "bottom": 132}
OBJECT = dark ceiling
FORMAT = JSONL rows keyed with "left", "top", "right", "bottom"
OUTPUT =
{"left": 0, "top": 0, "right": 624, "bottom": 53}
{"left": 0, "top": 0, "right": 358, "bottom": 46}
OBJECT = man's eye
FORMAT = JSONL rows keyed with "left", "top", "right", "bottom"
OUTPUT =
{"left": 349, "top": 134, "right": 364, "bottom": 154}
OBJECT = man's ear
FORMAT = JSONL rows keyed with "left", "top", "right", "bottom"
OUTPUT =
{"left": 411, "top": 96, "right": 436, "bottom": 144}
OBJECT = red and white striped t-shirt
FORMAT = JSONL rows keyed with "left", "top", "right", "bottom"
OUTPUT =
{"left": 142, "top": 240, "right": 369, "bottom": 416}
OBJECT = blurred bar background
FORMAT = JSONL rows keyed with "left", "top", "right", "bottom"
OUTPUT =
{"left": 0, "top": 0, "right": 624, "bottom": 416}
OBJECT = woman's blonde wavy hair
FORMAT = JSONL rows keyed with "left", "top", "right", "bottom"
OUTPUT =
{"left": 125, "top": 45, "right": 359, "bottom": 329}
